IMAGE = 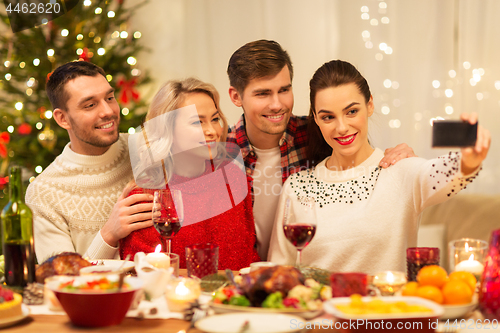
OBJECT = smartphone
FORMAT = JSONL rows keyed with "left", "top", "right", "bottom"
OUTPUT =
{"left": 432, "top": 120, "right": 477, "bottom": 147}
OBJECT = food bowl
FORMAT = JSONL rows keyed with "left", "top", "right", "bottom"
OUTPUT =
{"left": 324, "top": 296, "right": 444, "bottom": 333}
{"left": 45, "top": 275, "right": 143, "bottom": 327}
{"left": 440, "top": 298, "right": 478, "bottom": 320}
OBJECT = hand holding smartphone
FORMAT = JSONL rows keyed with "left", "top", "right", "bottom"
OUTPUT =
{"left": 432, "top": 120, "right": 477, "bottom": 148}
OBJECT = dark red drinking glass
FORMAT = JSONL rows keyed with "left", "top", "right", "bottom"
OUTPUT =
{"left": 406, "top": 247, "right": 440, "bottom": 282}
{"left": 185, "top": 243, "right": 219, "bottom": 279}
{"left": 478, "top": 229, "right": 500, "bottom": 321}
{"left": 330, "top": 272, "right": 368, "bottom": 297}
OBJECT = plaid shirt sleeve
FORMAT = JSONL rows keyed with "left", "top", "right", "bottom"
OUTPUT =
{"left": 228, "top": 114, "right": 310, "bottom": 205}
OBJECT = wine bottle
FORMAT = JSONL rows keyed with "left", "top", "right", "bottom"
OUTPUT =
{"left": 1, "top": 166, "right": 36, "bottom": 287}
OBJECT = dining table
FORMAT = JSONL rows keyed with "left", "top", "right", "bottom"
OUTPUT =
{"left": 4, "top": 269, "right": 335, "bottom": 333}
{"left": 3, "top": 269, "right": 495, "bottom": 333}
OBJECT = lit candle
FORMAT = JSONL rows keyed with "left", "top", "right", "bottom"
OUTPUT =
{"left": 145, "top": 244, "right": 170, "bottom": 269}
{"left": 165, "top": 278, "right": 201, "bottom": 312}
{"left": 372, "top": 271, "right": 407, "bottom": 296}
{"left": 455, "top": 254, "right": 484, "bottom": 276}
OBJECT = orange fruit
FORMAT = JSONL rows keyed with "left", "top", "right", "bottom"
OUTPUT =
{"left": 449, "top": 271, "right": 477, "bottom": 293}
{"left": 417, "top": 265, "right": 448, "bottom": 288}
{"left": 442, "top": 280, "right": 473, "bottom": 305}
{"left": 401, "top": 281, "right": 419, "bottom": 296}
{"left": 416, "top": 285, "right": 444, "bottom": 304}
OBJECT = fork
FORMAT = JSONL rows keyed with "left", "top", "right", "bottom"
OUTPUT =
{"left": 186, "top": 308, "right": 205, "bottom": 332}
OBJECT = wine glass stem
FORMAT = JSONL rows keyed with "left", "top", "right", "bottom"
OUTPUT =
{"left": 166, "top": 239, "right": 172, "bottom": 254}
{"left": 297, "top": 249, "right": 302, "bottom": 267}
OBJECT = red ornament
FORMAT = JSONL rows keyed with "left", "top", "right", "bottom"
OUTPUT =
{"left": 0, "top": 132, "right": 10, "bottom": 158}
{"left": 18, "top": 123, "right": 32, "bottom": 135}
{"left": 78, "top": 48, "right": 91, "bottom": 62}
{"left": 116, "top": 77, "right": 140, "bottom": 104}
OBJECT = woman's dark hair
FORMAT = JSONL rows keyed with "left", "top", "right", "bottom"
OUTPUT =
{"left": 307, "top": 60, "right": 371, "bottom": 166}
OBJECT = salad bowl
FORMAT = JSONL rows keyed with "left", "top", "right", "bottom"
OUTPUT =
{"left": 45, "top": 275, "right": 143, "bottom": 327}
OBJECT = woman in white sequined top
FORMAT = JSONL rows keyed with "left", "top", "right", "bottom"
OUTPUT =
{"left": 268, "top": 60, "right": 490, "bottom": 273}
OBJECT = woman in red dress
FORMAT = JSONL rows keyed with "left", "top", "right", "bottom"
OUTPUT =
{"left": 120, "top": 78, "right": 259, "bottom": 270}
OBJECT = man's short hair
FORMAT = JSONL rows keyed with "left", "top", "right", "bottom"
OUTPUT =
{"left": 227, "top": 39, "right": 293, "bottom": 94}
{"left": 46, "top": 61, "right": 106, "bottom": 111}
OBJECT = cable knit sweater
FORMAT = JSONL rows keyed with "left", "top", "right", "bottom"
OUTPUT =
{"left": 26, "top": 134, "right": 133, "bottom": 263}
{"left": 268, "top": 148, "right": 480, "bottom": 274}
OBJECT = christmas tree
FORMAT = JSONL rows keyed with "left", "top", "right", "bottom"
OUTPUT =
{"left": 0, "top": 0, "right": 151, "bottom": 206}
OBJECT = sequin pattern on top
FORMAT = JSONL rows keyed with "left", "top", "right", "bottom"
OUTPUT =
{"left": 429, "top": 152, "right": 480, "bottom": 196}
{"left": 289, "top": 167, "right": 381, "bottom": 208}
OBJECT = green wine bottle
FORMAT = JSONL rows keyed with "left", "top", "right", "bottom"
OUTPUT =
{"left": 1, "top": 166, "right": 36, "bottom": 287}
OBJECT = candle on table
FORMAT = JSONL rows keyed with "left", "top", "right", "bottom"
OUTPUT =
{"left": 372, "top": 271, "right": 407, "bottom": 296}
{"left": 165, "top": 278, "right": 201, "bottom": 312}
{"left": 455, "top": 254, "right": 484, "bottom": 276}
{"left": 145, "top": 244, "right": 170, "bottom": 269}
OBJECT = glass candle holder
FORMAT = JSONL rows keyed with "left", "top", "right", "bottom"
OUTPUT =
{"left": 449, "top": 238, "right": 488, "bottom": 281}
{"left": 330, "top": 272, "right": 368, "bottom": 297}
{"left": 478, "top": 229, "right": 500, "bottom": 321}
{"left": 372, "top": 271, "right": 407, "bottom": 296}
{"left": 165, "top": 277, "right": 201, "bottom": 312}
{"left": 185, "top": 243, "right": 219, "bottom": 279}
{"left": 406, "top": 247, "right": 440, "bottom": 282}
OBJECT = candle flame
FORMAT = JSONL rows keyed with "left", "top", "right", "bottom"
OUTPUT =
{"left": 175, "top": 281, "right": 190, "bottom": 296}
{"left": 468, "top": 254, "right": 475, "bottom": 261}
{"left": 154, "top": 244, "right": 162, "bottom": 253}
{"left": 386, "top": 271, "right": 394, "bottom": 283}
{"left": 465, "top": 242, "right": 469, "bottom": 252}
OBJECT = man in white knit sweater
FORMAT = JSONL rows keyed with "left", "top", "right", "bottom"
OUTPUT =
{"left": 26, "top": 62, "right": 154, "bottom": 263}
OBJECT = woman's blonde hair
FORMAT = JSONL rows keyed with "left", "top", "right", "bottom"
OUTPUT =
{"left": 132, "top": 78, "right": 229, "bottom": 188}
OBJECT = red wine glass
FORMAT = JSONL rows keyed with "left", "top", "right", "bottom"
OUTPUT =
{"left": 152, "top": 189, "right": 184, "bottom": 253}
{"left": 283, "top": 197, "right": 317, "bottom": 266}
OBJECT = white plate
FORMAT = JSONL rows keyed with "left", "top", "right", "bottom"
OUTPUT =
{"left": 238, "top": 267, "right": 250, "bottom": 275}
{"left": 195, "top": 312, "right": 304, "bottom": 333}
{"left": 210, "top": 302, "right": 322, "bottom": 320}
{"left": 323, "top": 296, "right": 444, "bottom": 320}
{"left": 0, "top": 304, "right": 29, "bottom": 328}
{"left": 89, "top": 259, "right": 135, "bottom": 271}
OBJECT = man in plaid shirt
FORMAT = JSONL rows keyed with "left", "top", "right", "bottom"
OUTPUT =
{"left": 226, "top": 40, "right": 415, "bottom": 260}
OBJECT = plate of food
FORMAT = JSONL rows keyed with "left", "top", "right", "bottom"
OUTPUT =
{"left": 324, "top": 295, "right": 444, "bottom": 333}
{"left": 209, "top": 265, "right": 330, "bottom": 319}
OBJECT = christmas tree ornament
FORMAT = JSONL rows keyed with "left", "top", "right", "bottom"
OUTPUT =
{"left": 37, "top": 124, "right": 57, "bottom": 151}
{"left": 117, "top": 77, "right": 140, "bottom": 104}
{"left": 0, "top": 132, "right": 10, "bottom": 158}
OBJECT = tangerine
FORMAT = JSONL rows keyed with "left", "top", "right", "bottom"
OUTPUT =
{"left": 416, "top": 285, "right": 444, "bottom": 304}
{"left": 449, "top": 271, "right": 477, "bottom": 293}
{"left": 417, "top": 265, "right": 448, "bottom": 288}
{"left": 442, "top": 280, "right": 473, "bottom": 305}
{"left": 401, "top": 281, "right": 419, "bottom": 297}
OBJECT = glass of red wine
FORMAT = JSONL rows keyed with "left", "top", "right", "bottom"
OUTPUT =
{"left": 282, "top": 197, "right": 317, "bottom": 266}
{"left": 152, "top": 189, "right": 183, "bottom": 254}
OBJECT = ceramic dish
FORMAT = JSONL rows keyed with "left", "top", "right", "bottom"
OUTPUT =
{"left": 209, "top": 302, "right": 323, "bottom": 320}
{"left": 195, "top": 312, "right": 305, "bottom": 333}
{"left": 238, "top": 267, "right": 250, "bottom": 275}
{"left": 89, "top": 259, "right": 135, "bottom": 272}
{"left": 0, "top": 304, "right": 29, "bottom": 329}
{"left": 440, "top": 298, "right": 478, "bottom": 320}
{"left": 324, "top": 296, "right": 444, "bottom": 333}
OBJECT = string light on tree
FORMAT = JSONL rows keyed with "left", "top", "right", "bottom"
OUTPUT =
{"left": 0, "top": 0, "right": 150, "bottom": 205}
